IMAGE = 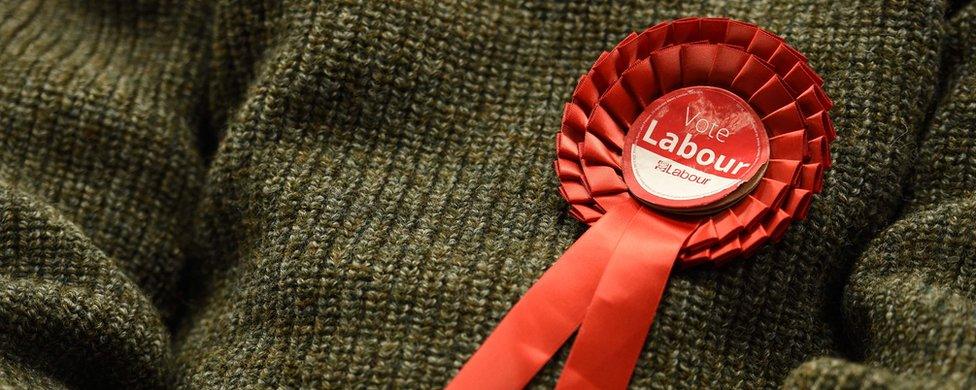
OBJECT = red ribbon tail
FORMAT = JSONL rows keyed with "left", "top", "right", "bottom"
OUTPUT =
{"left": 556, "top": 207, "right": 698, "bottom": 390}
{"left": 448, "top": 201, "right": 642, "bottom": 390}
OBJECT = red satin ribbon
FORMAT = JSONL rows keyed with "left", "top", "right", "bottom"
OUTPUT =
{"left": 449, "top": 17, "right": 835, "bottom": 390}
{"left": 448, "top": 201, "right": 698, "bottom": 389}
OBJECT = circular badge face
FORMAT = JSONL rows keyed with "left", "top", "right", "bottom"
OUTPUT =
{"left": 622, "top": 86, "right": 769, "bottom": 214}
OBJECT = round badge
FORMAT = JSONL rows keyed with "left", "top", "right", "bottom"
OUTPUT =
{"left": 622, "top": 86, "right": 769, "bottom": 214}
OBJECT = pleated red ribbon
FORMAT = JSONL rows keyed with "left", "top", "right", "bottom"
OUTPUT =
{"left": 449, "top": 17, "right": 835, "bottom": 389}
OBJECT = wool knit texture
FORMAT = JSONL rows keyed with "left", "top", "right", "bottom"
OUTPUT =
{"left": 0, "top": 0, "right": 974, "bottom": 388}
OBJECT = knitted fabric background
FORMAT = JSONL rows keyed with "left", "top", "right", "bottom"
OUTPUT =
{"left": 0, "top": 0, "right": 973, "bottom": 388}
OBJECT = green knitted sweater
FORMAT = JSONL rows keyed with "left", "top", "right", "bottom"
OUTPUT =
{"left": 0, "top": 0, "right": 973, "bottom": 388}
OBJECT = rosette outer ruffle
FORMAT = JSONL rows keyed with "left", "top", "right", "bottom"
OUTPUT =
{"left": 555, "top": 17, "right": 835, "bottom": 267}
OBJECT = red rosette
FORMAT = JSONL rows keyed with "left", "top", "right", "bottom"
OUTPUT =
{"left": 556, "top": 17, "right": 834, "bottom": 268}
{"left": 451, "top": 18, "right": 834, "bottom": 390}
